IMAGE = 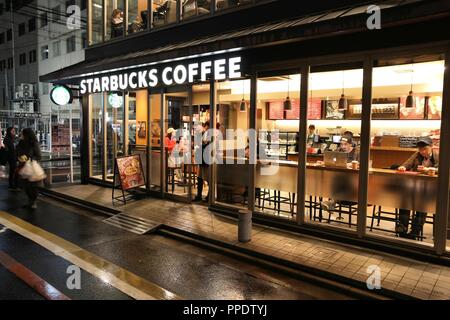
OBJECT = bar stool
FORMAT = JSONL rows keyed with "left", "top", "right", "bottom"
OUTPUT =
{"left": 260, "top": 189, "right": 296, "bottom": 216}
{"left": 319, "top": 199, "right": 358, "bottom": 227}
{"left": 370, "top": 206, "right": 399, "bottom": 232}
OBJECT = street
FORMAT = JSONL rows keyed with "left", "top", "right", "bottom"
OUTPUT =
{"left": 0, "top": 182, "right": 352, "bottom": 300}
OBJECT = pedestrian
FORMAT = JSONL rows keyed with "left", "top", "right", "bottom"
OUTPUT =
{"left": 3, "top": 127, "right": 19, "bottom": 190}
{"left": 16, "top": 128, "right": 42, "bottom": 209}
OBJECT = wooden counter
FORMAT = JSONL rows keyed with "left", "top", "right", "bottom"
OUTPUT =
{"left": 216, "top": 159, "right": 438, "bottom": 213}
{"left": 369, "top": 146, "right": 416, "bottom": 168}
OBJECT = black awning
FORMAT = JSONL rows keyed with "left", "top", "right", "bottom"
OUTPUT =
{"left": 40, "top": 0, "right": 448, "bottom": 84}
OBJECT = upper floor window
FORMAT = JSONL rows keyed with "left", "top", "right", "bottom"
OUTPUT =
{"left": 29, "top": 50, "right": 37, "bottom": 63}
{"left": 216, "top": 0, "right": 252, "bottom": 11}
{"left": 81, "top": 32, "right": 87, "bottom": 48}
{"left": 28, "top": 17, "right": 36, "bottom": 32}
{"left": 0, "top": 3, "right": 4, "bottom": 15}
{"left": 7, "top": 57, "right": 13, "bottom": 69}
{"left": 19, "top": 53, "right": 26, "bottom": 66}
{"left": 66, "top": 35, "right": 76, "bottom": 53}
{"left": 6, "top": 28, "right": 11, "bottom": 41}
{"left": 18, "top": 23, "right": 25, "bottom": 36}
{"left": 53, "top": 40, "right": 61, "bottom": 57}
{"left": 5, "top": 1, "right": 10, "bottom": 12}
{"left": 40, "top": 12, "right": 48, "bottom": 27}
{"left": 0, "top": 32, "right": 4, "bottom": 44}
{"left": 181, "top": 0, "right": 211, "bottom": 20}
{"left": 89, "top": 0, "right": 263, "bottom": 46}
{"left": 41, "top": 45, "right": 49, "bottom": 60}
{"left": 52, "top": 5, "right": 62, "bottom": 22}
{"left": 0, "top": 60, "right": 6, "bottom": 72}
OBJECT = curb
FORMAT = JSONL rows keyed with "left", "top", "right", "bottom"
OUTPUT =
{"left": 39, "top": 187, "right": 418, "bottom": 300}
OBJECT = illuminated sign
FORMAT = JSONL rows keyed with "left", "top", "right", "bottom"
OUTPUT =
{"left": 108, "top": 93, "right": 123, "bottom": 108}
{"left": 80, "top": 56, "right": 242, "bottom": 94}
{"left": 50, "top": 85, "right": 73, "bottom": 106}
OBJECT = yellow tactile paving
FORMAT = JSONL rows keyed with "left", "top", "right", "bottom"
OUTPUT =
{"left": 0, "top": 210, "right": 181, "bottom": 300}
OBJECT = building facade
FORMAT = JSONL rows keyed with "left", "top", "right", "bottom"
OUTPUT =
{"left": 41, "top": 0, "right": 450, "bottom": 260}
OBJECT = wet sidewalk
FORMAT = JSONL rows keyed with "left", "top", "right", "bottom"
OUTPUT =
{"left": 43, "top": 183, "right": 450, "bottom": 300}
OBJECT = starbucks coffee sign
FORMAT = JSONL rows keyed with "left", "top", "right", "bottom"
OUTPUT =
{"left": 79, "top": 56, "right": 242, "bottom": 94}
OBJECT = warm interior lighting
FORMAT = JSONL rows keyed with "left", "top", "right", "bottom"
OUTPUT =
{"left": 284, "top": 76, "right": 292, "bottom": 111}
{"left": 240, "top": 98, "right": 246, "bottom": 112}
{"left": 240, "top": 80, "right": 246, "bottom": 112}
{"left": 338, "top": 70, "right": 348, "bottom": 110}
{"left": 405, "top": 63, "right": 415, "bottom": 108}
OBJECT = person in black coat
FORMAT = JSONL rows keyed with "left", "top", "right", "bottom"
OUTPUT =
{"left": 3, "top": 127, "right": 18, "bottom": 190}
{"left": 16, "top": 128, "right": 42, "bottom": 209}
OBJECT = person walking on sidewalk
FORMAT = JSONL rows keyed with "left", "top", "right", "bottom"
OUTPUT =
{"left": 3, "top": 127, "right": 19, "bottom": 190}
{"left": 16, "top": 128, "right": 42, "bottom": 209}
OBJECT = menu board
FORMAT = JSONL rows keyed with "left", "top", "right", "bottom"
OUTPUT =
{"left": 269, "top": 99, "right": 322, "bottom": 120}
{"left": 285, "top": 99, "right": 300, "bottom": 120}
{"left": 115, "top": 155, "right": 145, "bottom": 190}
{"left": 308, "top": 98, "right": 322, "bottom": 120}
{"left": 427, "top": 96, "right": 442, "bottom": 120}
{"left": 399, "top": 96, "right": 425, "bottom": 120}
{"left": 268, "top": 101, "right": 284, "bottom": 120}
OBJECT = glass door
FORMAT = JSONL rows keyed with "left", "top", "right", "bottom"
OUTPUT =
{"left": 164, "top": 87, "right": 194, "bottom": 201}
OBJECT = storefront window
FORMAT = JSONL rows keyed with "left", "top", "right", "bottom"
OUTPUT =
{"left": 214, "top": 79, "right": 250, "bottom": 208}
{"left": 90, "top": 93, "right": 104, "bottom": 179}
{"left": 367, "top": 58, "right": 444, "bottom": 246}
{"left": 255, "top": 73, "right": 300, "bottom": 219}
{"left": 127, "top": 0, "right": 148, "bottom": 34}
{"left": 90, "top": 0, "right": 103, "bottom": 45}
{"left": 216, "top": 0, "right": 252, "bottom": 11}
{"left": 105, "top": 91, "right": 125, "bottom": 181}
{"left": 149, "top": 92, "right": 162, "bottom": 190}
{"left": 304, "top": 65, "right": 363, "bottom": 231}
{"left": 152, "top": 0, "right": 177, "bottom": 28}
{"left": 181, "top": 0, "right": 210, "bottom": 20}
{"left": 106, "top": 0, "right": 126, "bottom": 41}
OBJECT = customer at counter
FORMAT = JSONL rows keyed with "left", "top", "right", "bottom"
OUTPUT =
{"left": 337, "top": 134, "right": 360, "bottom": 162}
{"left": 396, "top": 136, "right": 439, "bottom": 240}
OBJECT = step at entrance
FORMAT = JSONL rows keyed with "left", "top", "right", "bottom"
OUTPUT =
{"left": 103, "top": 214, "right": 160, "bottom": 235}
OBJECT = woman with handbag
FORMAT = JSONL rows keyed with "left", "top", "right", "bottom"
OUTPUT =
{"left": 3, "top": 127, "right": 19, "bottom": 190}
{"left": 16, "top": 128, "right": 43, "bottom": 209}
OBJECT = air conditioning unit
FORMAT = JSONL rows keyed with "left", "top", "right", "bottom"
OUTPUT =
{"left": 16, "top": 83, "right": 34, "bottom": 99}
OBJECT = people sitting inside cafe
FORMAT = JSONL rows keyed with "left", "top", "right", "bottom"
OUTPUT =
{"left": 337, "top": 133, "right": 360, "bottom": 162}
{"left": 396, "top": 136, "right": 438, "bottom": 240}
{"left": 111, "top": 9, "right": 124, "bottom": 38}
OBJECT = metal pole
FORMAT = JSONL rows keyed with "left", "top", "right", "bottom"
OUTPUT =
{"left": 357, "top": 57, "right": 373, "bottom": 238}
{"left": 10, "top": 0, "right": 16, "bottom": 101}
{"left": 434, "top": 48, "right": 450, "bottom": 255}
{"left": 69, "top": 104, "right": 74, "bottom": 183}
{"left": 297, "top": 66, "right": 308, "bottom": 225}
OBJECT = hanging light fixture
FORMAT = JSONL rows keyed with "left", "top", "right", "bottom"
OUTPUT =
{"left": 240, "top": 80, "right": 246, "bottom": 112}
{"left": 338, "top": 70, "right": 348, "bottom": 111}
{"left": 284, "top": 75, "right": 292, "bottom": 111}
{"left": 405, "top": 63, "right": 415, "bottom": 108}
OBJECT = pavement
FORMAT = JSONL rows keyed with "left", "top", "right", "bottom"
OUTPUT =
{"left": 0, "top": 181, "right": 353, "bottom": 300}
{"left": 40, "top": 183, "right": 450, "bottom": 300}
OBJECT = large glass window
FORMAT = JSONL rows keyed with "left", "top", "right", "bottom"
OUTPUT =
{"left": 216, "top": 0, "right": 252, "bottom": 11}
{"left": 304, "top": 65, "right": 363, "bottom": 231}
{"left": 367, "top": 58, "right": 444, "bottom": 247}
{"left": 90, "top": 93, "right": 104, "bottom": 179}
{"left": 106, "top": 0, "right": 126, "bottom": 41}
{"left": 90, "top": 0, "right": 104, "bottom": 45}
{"left": 255, "top": 73, "right": 300, "bottom": 219}
{"left": 127, "top": 0, "right": 148, "bottom": 34}
{"left": 214, "top": 79, "right": 250, "bottom": 208}
{"left": 105, "top": 91, "right": 125, "bottom": 181}
{"left": 152, "top": 0, "right": 177, "bottom": 28}
{"left": 149, "top": 91, "right": 162, "bottom": 190}
{"left": 181, "top": 0, "right": 211, "bottom": 20}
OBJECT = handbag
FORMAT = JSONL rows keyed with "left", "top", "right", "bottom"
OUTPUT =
{"left": 19, "top": 160, "right": 47, "bottom": 182}
{"left": 0, "top": 147, "right": 7, "bottom": 166}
